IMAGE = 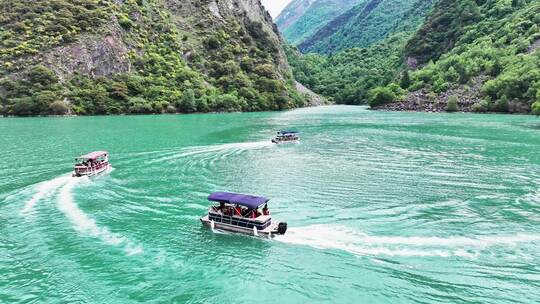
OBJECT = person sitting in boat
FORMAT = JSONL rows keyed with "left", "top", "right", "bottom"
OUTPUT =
{"left": 212, "top": 202, "right": 225, "bottom": 213}
{"left": 250, "top": 208, "right": 261, "bottom": 218}
{"left": 262, "top": 204, "right": 270, "bottom": 215}
{"left": 234, "top": 205, "right": 242, "bottom": 217}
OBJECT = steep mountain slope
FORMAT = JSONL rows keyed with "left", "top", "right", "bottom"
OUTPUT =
{"left": 288, "top": 0, "right": 540, "bottom": 114}
{"left": 287, "top": 32, "right": 408, "bottom": 104}
{"left": 286, "top": 0, "right": 434, "bottom": 103}
{"left": 405, "top": 0, "right": 484, "bottom": 65}
{"left": 275, "top": 0, "right": 360, "bottom": 45}
{"left": 298, "top": 0, "right": 434, "bottom": 54}
{"left": 372, "top": 0, "right": 540, "bottom": 114}
{"left": 0, "top": 0, "right": 306, "bottom": 116}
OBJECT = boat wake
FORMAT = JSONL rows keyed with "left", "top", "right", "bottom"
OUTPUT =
{"left": 277, "top": 225, "right": 540, "bottom": 258}
{"left": 56, "top": 177, "right": 143, "bottom": 255}
{"left": 18, "top": 171, "right": 142, "bottom": 256}
{"left": 20, "top": 174, "right": 72, "bottom": 215}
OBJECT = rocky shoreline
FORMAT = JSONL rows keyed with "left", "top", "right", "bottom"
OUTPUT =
{"left": 374, "top": 76, "right": 531, "bottom": 114}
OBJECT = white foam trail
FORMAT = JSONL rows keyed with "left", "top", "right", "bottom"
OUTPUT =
{"left": 21, "top": 174, "right": 71, "bottom": 215}
{"left": 57, "top": 178, "right": 143, "bottom": 255}
{"left": 277, "top": 225, "right": 540, "bottom": 258}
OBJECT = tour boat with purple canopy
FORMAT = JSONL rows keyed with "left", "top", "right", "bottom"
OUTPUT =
{"left": 72, "top": 151, "right": 110, "bottom": 177}
{"left": 272, "top": 130, "right": 299, "bottom": 144}
{"left": 200, "top": 192, "right": 287, "bottom": 237}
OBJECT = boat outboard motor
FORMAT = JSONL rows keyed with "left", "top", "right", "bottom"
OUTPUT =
{"left": 277, "top": 222, "right": 288, "bottom": 235}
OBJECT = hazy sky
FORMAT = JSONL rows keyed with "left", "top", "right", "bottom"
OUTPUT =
{"left": 261, "top": 0, "right": 293, "bottom": 18}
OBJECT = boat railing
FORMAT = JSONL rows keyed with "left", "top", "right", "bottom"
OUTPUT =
{"left": 208, "top": 210, "right": 271, "bottom": 230}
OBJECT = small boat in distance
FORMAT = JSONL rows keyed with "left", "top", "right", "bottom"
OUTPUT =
{"left": 200, "top": 192, "right": 287, "bottom": 237}
{"left": 72, "top": 151, "right": 110, "bottom": 177}
{"left": 272, "top": 130, "right": 299, "bottom": 144}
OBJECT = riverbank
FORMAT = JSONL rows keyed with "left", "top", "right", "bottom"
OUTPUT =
{"left": 373, "top": 88, "right": 533, "bottom": 114}
{"left": 372, "top": 101, "right": 534, "bottom": 114}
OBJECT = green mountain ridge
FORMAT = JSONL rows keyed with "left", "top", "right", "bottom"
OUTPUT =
{"left": 287, "top": 0, "right": 540, "bottom": 114}
{"left": 286, "top": 0, "right": 435, "bottom": 103}
{"left": 378, "top": 0, "right": 540, "bottom": 114}
{"left": 0, "top": 0, "right": 306, "bottom": 116}
{"left": 275, "top": 0, "right": 360, "bottom": 46}
{"left": 298, "top": 0, "right": 433, "bottom": 54}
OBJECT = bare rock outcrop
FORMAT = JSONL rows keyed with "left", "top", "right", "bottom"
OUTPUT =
{"left": 374, "top": 76, "right": 488, "bottom": 112}
{"left": 528, "top": 38, "right": 540, "bottom": 54}
{"left": 295, "top": 81, "right": 329, "bottom": 106}
{"left": 41, "top": 24, "right": 130, "bottom": 81}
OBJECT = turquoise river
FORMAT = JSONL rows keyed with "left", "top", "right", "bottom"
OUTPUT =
{"left": 1, "top": 106, "right": 540, "bottom": 303}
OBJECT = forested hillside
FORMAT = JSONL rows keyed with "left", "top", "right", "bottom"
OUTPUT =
{"left": 275, "top": 0, "right": 360, "bottom": 46}
{"left": 298, "top": 0, "right": 434, "bottom": 54}
{"left": 287, "top": 0, "right": 540, "bottom": 115}
{"left": 0, "top": 0, "right": 306, "bottom": 116}
{"left": 372, "top": 0, "right": 540, "bottom": 114}
{"left": 286, "top": 0, "right": 434, "bottom": 103}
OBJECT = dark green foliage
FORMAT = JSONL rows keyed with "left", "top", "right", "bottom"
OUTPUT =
{"left": 471, "top": 100, "right": 490, "bottom": 113}
{"left": 400, "top": 69, "right": 411, "bottom": 89}
{"left": 405, "top": 0, "right": 482, "bottom": 64}
{"left": 50, "top": 100, "right": 70, "bottom": 115}
{"left": 287, "top": 32, "right": 410, "bottom": 104}
{"left": 286, "top": 0, "right": 435, "bottom": 105}
{"left": 299, "top": 0, "right": 435, "bottom": 54}
{"left": 370, "top": 0, "right": 540, "bottom": 114}
{"left": 532, "top": 101, "right": 540, "bottom": 116}
{"left": 492, "top": 95, "right": 509, "bottom": 112}
{"left": 368, "top": 87, "right": 396, "bottom": 107}
{"left": 0, "top": 66, "right": 63, "bottom": 116}
{"left": 445, "top": 96, "right": 459, "bottom": 112}
{"left": 288, "top": 0, "right": 539, "bottom": 114}
{"left": 276, "top": 0, "right": 360, "bottom": 45}
{"left": 178, "top": 89, "right": 197, "bottom": 113}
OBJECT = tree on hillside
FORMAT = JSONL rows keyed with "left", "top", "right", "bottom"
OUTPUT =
{"left": 533, "top": 102, "right": 540, "bottom": 116}
{"left": 400, "top": 70, "right": 411, "bottom": 89}
{"left": 445, "top": 96, "right": 459, "bottom": 112}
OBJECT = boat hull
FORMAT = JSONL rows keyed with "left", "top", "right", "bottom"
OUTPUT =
{"left": 72, "top": 164, "right": 110, "bottom": 177}
{"left": 271, "top": 139, "right": 299, "bottom": 144}
{"left": 200, "top": 215, "right": 284, "bottom": 238}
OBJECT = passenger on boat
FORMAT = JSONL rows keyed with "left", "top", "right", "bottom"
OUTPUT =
{"left": 250, "top": 208, "right": 261, "bottom": 218}
{"left": 262, "top": 204, "right": 270, "bottom": 215}
{"left": 234, "top": 205, "right": 242, "bottom": 216}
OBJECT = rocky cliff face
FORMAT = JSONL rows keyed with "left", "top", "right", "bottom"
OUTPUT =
{"left": 165, "top": 0, "right": 289, "bottom": 72}
{"left": 0, "top": 0, "right": 306, "bottom": 116}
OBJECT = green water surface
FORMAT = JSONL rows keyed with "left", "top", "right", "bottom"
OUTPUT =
{"left": 1, "top": 106, "right": 540, "bottom": 303}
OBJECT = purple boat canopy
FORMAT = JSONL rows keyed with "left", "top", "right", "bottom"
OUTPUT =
{"left": 208, "top": 192, "right": 269, "bottom": 209}
{"left": 77, "top": 151, "right": 108, "bottom": 161}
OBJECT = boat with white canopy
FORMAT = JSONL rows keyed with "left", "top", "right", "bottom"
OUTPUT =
{"left": 272, "top": 130, "right": 299, "bottom": 144}
{"left": 72, "top": 151, "right": 110, "bottom": 177}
